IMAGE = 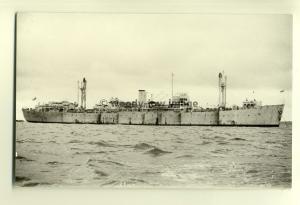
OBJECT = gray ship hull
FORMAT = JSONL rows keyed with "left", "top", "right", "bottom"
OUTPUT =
{"left": 22, "top": 104, "right": 284, "bottom": 127}
{"left": 219, "top": 105, "right": 284, "bottom": 126}
{"left": 22, "top": 109, "right": 100, "bottom": 124}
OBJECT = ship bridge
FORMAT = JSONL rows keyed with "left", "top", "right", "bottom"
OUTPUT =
{"left": 242, "top": 99, "right": 262, "bottom": 109}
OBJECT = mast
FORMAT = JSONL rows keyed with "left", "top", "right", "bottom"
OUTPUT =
{"left": 80, "top": 77, "right": 87, "bottom": 109}
{"left": 218, "top": 71, "right": 227, "bottom": 109}
{"left": 171, "top": 72, "right": 174, "bottom": 102}
{"left": 77, "top": 80, "right": 79, "bottom": 106}
{"left": 218, "top": 73, "right": 221, "bottom": 107}
{"left": 224, "top": 75, "right": 227, "bottom": 107}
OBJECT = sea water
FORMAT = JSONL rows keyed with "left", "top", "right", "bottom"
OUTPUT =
{"left": 15, "top": 122, "right": 292, "bottom": 188}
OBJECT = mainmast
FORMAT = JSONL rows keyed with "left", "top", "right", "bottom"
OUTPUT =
{"left": 77, "top": 80, "right": 79, "bottom": 106}
{"left": 79, "top": 77, "right": 87, "bottom": 109}
{"left": 218, "top": 71, "right": 227, "bottom": 108}
{"left": 171, "top": 72, "right": 174, "bottom": 102}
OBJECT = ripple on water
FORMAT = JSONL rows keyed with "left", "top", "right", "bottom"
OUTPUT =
{"left": 16, "top": 155, "right": 34, "bottom": 162}
{"left": 144, "top": 147, "right": 172, "bottom": 157}
{"left": 230, "top": 137, "right": 246, "bottom": 141}
{"left": 22, "top": 182, "right": 52, "bottom": 187}
{"left": 88, "top": 141, "right": 114, "bottom": 147}
{"left": 46, "top": 161, "right": 64, "bottom": 166}
{"left": 102, "top": 178, "right": 149, "bottom": 186}
{"left": 68, "top": 139, "right": 83, "bottom": 143}
{"left": 260, "top": 131, "right": 272, "bottom": 134}
{"left": 16, "top": 139, "right": 42, "bottom": 144}
{"left": 214, "top": 135, "right": 226, "bottom": 140}
{"left": 217, "top": 141, "right": 229, "bottom": 145}
{"left": 246, "top": 169, "right": 259, "bottom": 174}
{"left": 75, "top": 151, "right": 106, "bottom": 155}
{"left": 15, "top": 176, "right": 31, "bottom": 182}
{"left": 175, "top": 154, "right": 194, "bottom": 159}
{"left": 94, "top": 170, "right": 109, "bottom": 177}
{"left": 211, "top": 148, "right": 232, "bottom": 154}
{"left": 15, "top": 122, "right": 292, "bottom": 188}
{"left": 265, "top": 140, "right": 277, "bottom": 144}
{"left": 101, "top": 180, "right": 119, "bottom": 186}
{"left": 127, "top": 178, "right": 149, "bottom": 185}
{"left": 198, "top": 141, "right": 211, "bottom": 145}
{"left": 133, "top": 142, "right": 155, "bottom": 150}
{"left": 87, "top": 159, "right": 126, "bottom": 167}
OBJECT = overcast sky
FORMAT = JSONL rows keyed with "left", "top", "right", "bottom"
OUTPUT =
{"left": 16, "top": 13, "right": 292, "bottom": 120}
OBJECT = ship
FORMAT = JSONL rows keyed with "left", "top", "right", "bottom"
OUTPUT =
{"left": 22, "top": 73, "right": 284, "bottom": 127}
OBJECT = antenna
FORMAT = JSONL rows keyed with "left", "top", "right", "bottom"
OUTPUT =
{"left": 218, "top": 72, "right": 222, "bottom": 107}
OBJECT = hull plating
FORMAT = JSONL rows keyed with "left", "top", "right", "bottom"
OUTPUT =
{"left": 22, "top": 104, "right": 284, "bottom": 127}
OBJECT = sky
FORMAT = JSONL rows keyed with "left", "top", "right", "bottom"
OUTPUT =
{"left": 16, "top": 13, "right": 292, "bottom": 120}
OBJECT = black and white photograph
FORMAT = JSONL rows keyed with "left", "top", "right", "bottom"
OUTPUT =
{"left": 14, "top": 13, "right": 292, "bottom": 188}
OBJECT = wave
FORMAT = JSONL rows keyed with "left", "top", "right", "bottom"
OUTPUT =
{"left": 265, "top": 140, "right": 277, "bottom": 144}
{"left": 133, "top": 143, "right": 155, "bottom": 150}
{"left": 70, "top": 147, "right": 81, "bottom": 150}
{"left": 102, "top": 178, "right": 149, "bottom": 186}
{"left": 127, "top": 178, "right": 148, "bottom": 184}
{"left": 87, "top": 159, "right": 125, "bottom": 166}
{"left": 46, "top": 161, "right": 64, "bottom": 166}
{"left": 252, "top": 145, "right": 265, "bottom": 150}
{"left": 94, "top": 169, "right": 109, "bottom": 177}
{"left": 16, "top": 155, "right": 34, "bottom": 162}
{"left": 214, "top": 136, "right": 226, "bottom": 140}
{"left": 268, "top": 154, "right": 280, "bottom": 157}
{"left": 142, "top": 170, "right": 162, "bottom": 175}
{"left": 119, "top": 144, "right": 133, "bottom": 148}
{"left": 22, "top": 182, "right": 52, "bottom": 187}
{"left": 199, "top": 141, "right": 211, "bottom": 145}
{"left": 16, "top": 139, "right": 42, "bottom": 144}
{"left": 22, "top": 182, "right": 40, "bottom": 187}
{"left": 15, "top": 122, "right": 292, "bottom": 188}
{"left": 101, "top": 180, "right": 119, "bottom": 186}
{"left": 217, "top": 141, "right": 229, "bottom": 145}
{"left": 176, "top": 154, "right": 194, "bottom": 159}
{"left": 246, "top": 169, "right": 259, "bottom": 174}
{"left": 16, "top": 139, "right": 26, "bottom": 143}
{"left": 70, "top": 131, "right": 80, "bottom": 136}
{"left": 15, "top": 176, "right": 31, "bottom": 182}
{"left": 75, "top": 151, "right": 106, "bottom": 155}
{"left": 175, "top": 137, "right": 185, "bottom": 144}
{"left": 88, "top": 141, "right": 114, "bottom": 147}
{"left": 230, "top": 137, "right": 246, "bottom": 141}
{"left": 144, "top": 147, "right": 172, "bottom": 157}
{"left": 260, "top": 131, "right": 272, "bottom": 134}
{"left": 280, "top": 172, "right": 291, "bottom": 179}
{"left": 68, "top": 139, "right": 83, "bottom": 143}
{"left": 211, "top": 148, "right": 232, "bottom": 154}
